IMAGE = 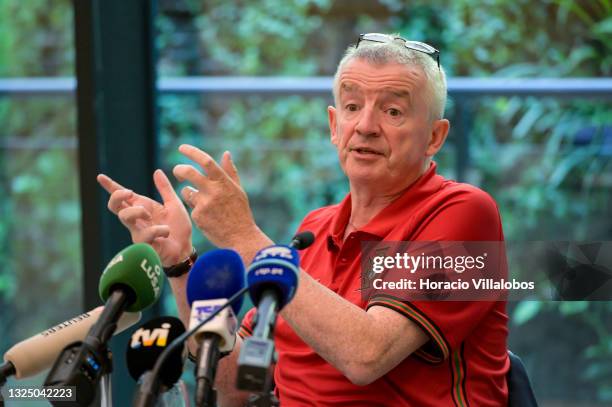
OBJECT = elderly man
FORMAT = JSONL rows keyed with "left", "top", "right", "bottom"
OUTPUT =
{"left": 99, "top": 33, "right": 508, "bottom": 406}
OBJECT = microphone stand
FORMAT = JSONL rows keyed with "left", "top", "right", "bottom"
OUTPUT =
{"left": 134, "top": 287, "right": 249, "bottom": 407}
{"left": 0, "top": 362, "right": 15, "bottom": 389}
{"left": 246, "top": 392, "right": 280, "bottom": 407}
{"left": 100, "top": 372, "right": 113, "bottom": 407}
{"left": 44, "top": 290, "right": 125, "bottom": 406}
{"left": 242, "top": 291, "right": 280, "bottom": 407}
{"left": 0, "top": 363, "right": 14, "bottom": 406}
{"left": 236, "top": 291, "right": 279, "bottom": 392}
{"left": 195, "top": 334, "right": 221, "bottom": 407}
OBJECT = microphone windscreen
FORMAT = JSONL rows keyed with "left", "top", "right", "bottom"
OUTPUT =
{"left": 291, "top": 231, "right": 315, "bottom": 250}
{"left": 248, "top": 245, "right": 300, "bottom": 309}
{"left": 98, "top": 243, "right": 164, "bottom": 312}
{"left": 186, "top": 249, "right": 246, "bottom": 314}
{"left": 126, "top": 316, "right": 186, "bottom": 388}
{"left": 4, "top": 308, "right": 141, "bottom": 379}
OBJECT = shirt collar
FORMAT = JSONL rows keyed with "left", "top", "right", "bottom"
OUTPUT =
{"left": 327, "top": 162, "right": 443, "bottom": 250}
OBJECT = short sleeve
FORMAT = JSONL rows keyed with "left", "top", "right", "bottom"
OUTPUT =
{"left": 238, "top": 307, "right": 256, "bottom": 339}
{"left": 367, "top": 296, "right": 496, "bottom": 363}
{"left": 368, "top": 186, "right": 505, "bottom": 363}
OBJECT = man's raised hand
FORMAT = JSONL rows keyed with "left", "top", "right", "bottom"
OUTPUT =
{"left": 173, "top": 144, "right": 260, "bottom": 249}
{"left": 97, "top": 169, "right": 193, "bottom": 266}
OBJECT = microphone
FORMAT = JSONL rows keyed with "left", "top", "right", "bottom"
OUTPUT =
{"left": 44, "top": 243, "right": 163, "bottom": 406}
{"left": 0, "top": 307, "right": 140, "bottom": 384}
{"left": 187, "top": 249, "right": 245, "bottom": 407}
{"left": 289, "top": 231, "right": 315, "bottom": 250}
{"left": 134, "top": 248, "right": 247, "bottom": 407}
{"left": 236, "top": 244, "right": 301, "bottom": 392}
{"left": 126, "top": 317, "right": 186, "bottom": 390}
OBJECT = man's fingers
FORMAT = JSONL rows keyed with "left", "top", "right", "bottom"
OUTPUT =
{"left": 178, "top": 144, "right": 225, "bottom": 180}
{"left": 221, "top": 151, "right": 241, "bottom": 185}
{"left": 97, "top": 174, "right": 126, "bottom": 194}
{"left": 108, "top": 189, "right": 134, "bottom": 214}
{"left": 180, "top": 186, "right": 199, "bottom": 208}
{"left": 138, "top": 225, "right": 171, "bottom": 244}
{"left": 117, "top": 206, "right": 151, "bottom": 227}
{"left": 173, "top": 164, "right": 209, "bottom": 191}
{"left": 153, "top": 169, "right": 180, "bottom": 205}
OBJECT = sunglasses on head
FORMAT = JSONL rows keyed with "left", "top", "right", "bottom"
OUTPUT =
{"left": 356, "top": 33, "right": 440, "bottom": 69}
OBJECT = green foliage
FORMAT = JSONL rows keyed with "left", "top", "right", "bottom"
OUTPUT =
{"left": 512, "top": 300, "right": 543, "bottom": 325}
{"left": 512, "top": 300, "right": 612, "bottom": 398}
{"left": 0, "top": 0, "right": 77, "bottom": 352}
{"left": 447, "top": 0, "right": 610, "bottom": 76}
{"left": 0, "top": 0, "right": 74, "bottom": 76}
{"left": 158, "top": 0, "right": 332, "bottom": 76}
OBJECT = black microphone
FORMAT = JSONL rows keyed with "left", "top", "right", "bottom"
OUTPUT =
{"left": 126, "top": 317, "right": 186, "bottom": 390}
{"left": 44, "top": 243, "right": 164, "bottom": 406}
{"left": 290, "top": 231, "right": 315, "bottom": 250}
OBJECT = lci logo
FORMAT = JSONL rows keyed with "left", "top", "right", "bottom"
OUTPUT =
{"left": 196, "top": 305, "right": 222, "bottom": 319}
{"left": 130, "top": 323, "right": 171, "bottom": 348}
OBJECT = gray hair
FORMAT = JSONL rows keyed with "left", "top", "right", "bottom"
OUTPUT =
{"left": 332, "top": 35, "right": 447, "bottom": 121}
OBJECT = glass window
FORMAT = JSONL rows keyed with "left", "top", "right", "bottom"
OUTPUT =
{"left": 0, "top": 0, "right": 81, "bottom": 396}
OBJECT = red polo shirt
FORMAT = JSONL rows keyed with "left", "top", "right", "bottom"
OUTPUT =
{"left": 239, "top": 162, "right": 509, "bottom": 406}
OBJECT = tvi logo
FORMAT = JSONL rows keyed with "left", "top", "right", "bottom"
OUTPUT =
{"left": 130, "top": 323, "right": 171, "bottom": 348}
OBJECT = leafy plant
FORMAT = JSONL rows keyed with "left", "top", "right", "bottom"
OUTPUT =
{"left": 0, "top": 0, "right": 78, "bottom": 354}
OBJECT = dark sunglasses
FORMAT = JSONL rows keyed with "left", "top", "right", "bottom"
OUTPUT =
{"left": 356, "top": 33, "right": 440, "bottom": 69}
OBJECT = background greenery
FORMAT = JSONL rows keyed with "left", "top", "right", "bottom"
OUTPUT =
{"left": 0, "top": 0, "right": 80, "bottom": 353}
{"left": 1, "top": 0, "right": 610, "bottom": 404}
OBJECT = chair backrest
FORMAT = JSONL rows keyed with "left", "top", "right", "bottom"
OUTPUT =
{"left": 507, "top": 350, "right": 538, "bottom": 407}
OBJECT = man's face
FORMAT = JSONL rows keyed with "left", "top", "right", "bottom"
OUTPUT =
{"left": 328, "top": 59, "right": 448, "bottom": 194}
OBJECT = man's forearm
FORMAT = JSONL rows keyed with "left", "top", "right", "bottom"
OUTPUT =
{"left": 225, "top": 231, "right": 413, "bottom": 384}
{"left": 280, "top": 271, "right": 426, "bottom": 385}
{"left": 280, "top": 272, "right": 382, "bottom": 381}
{"left": 215, "top": 336, "right": 252, "bottom": 407}
{"left": 166, "top": 274, "right": 198, "bottom": 353}
{"left": 227, "top": 225, "right": 274, "bottom": 268}
{"left": 166, "top": 274, "right": 190, "bottom": 327}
